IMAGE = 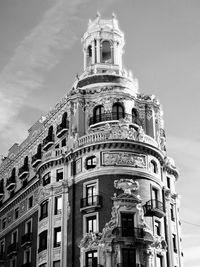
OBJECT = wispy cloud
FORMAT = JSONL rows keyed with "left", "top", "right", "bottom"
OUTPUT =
{"left": 0, "top": 0, "right": 86, "bottom": 153}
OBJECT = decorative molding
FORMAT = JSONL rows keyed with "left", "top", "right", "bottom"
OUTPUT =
{"left": 114, "top": 179, "right": 139, "bottom": 194}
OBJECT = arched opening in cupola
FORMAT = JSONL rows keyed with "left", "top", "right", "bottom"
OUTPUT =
{"left": 86, "top": 45, "right": 92, "bottom": 66}
{"left": 112, "top": 103, "right": 124, "bottom": 120}
{"left": 101, "top": 40, "right": 112, "bottom": 63}
{"left": 93, "top": 105, "right": 104, "bottom": 123}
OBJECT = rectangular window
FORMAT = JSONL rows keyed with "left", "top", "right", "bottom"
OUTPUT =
{"left": 25, "top": 220, "right": 32, "bottom": 234}
{"left": 86, "top": 251, "right": 97, "bottom": 267}
{"left": 152, "top": 187, "right": 158, "bottom": 201}
{"left": 61, "top": 138, "right": 66, "bottom": 147}
{"left": 167, "top": 177, "right": 171, "bottom": 189}
{"left": 156, "top": 255, "right": 163, "bottom": 267}
{"left": 54, "top": 227, "right": 61, "bottom": 247}
{"left": 28, "top": 196, "right": 33, "bottom": 208}
{"left": 170, "top": 204, "right": 175, "bottom": 221}
{"left": 55, "top": 196, "right": 62, "bottom": 215}
{"left": 155, "top": 220, "right": 161, "bottom": 236}
{"left": 12, "top": 230, "right": 18, "bottom": 244}
{"left": 10, "top": 257, "right": 16, "bottom": 267}
{"left": 2, "top": 218, "right": 6, "bottom": 229}
{"left": 121, "top": 213, "right": 134, "bottom": 237}
{"left": 39, "top": 230, "right": 47, "bottom": 252}
{"left": 14, "top": 208, "right": 19, "bottom": 219}
{"left": 40, "top": 201, "right": 48, "bottom": 220}
{"left": 86, "top": 216, "right": 97, "bottom": 233}
{"left": 0, "top": 240, "right": 5, "bottom": 254}
{"left": 172, "top": 234, "right": 177, "bottom": 253}
{"left": 122, "top": 248, "right": 136, "bottom": 266}
{"left": 43, "top": 172, "right": 51, "bottom": 186}
{"left": 24, "top": 248, "right": 31, "bottom": 263}
{"left": 53, "top": 261, "right": 60, "bottom": 267}
{"left": 86, "top": 183, "right": 97, "bottom": 206}
{"left": 56, "top": 169, "right": 63, "bottom": 182}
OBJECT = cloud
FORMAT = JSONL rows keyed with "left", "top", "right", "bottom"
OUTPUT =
{"left": 0, "top": 0, "right": 87, "bottom": 154}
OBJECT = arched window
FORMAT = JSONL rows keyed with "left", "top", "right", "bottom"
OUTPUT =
{"left": 86, "top": 45, "right": 92, "bottom": 66}
{"left": 112, "top": 103, "right": 124, "bottom": 120}
{"left": 132, "top": 108, "right": 138, "bottom": 123}
{"left": 149, "top": 160, "right": 158, "bottom": 174}
{"left": 61, "top": 112, "right": 68, "bottom": 127}
{"left": 101, "top": 40, "right": 112, "bottom": 63}
{"left": 93, "top": 105, "right": 104, "bottom": 123}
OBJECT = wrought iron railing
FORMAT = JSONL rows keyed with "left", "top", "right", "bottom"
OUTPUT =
{"left": 113, "top": 227, "right": 144, "bottom": 238}
{"left": 143, "top": 199, "right": 165, "bottom": 213}
{"left": 80, "top": 195, "right": 102, "bottom": 209}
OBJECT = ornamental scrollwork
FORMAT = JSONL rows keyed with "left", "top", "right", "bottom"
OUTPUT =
{"left": 114, "top": 179, "right": 139, "bottom": 194}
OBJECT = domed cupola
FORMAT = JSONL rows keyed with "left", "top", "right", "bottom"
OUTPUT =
{"left": 82, "top": 12, "right": 125, "bottom": 75}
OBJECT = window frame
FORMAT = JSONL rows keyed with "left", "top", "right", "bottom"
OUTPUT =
{"left": 42, "top": 172, "right": 51, "bottom": 186}
{"left": 38, "top": 230, "right": 47, "bottom": 252}
{"left": 54, "top": 195, "right": 62, "bottom": 215}
{"left": 11, "top": 229, "right": 18, "bottom": 244}
{"left": 40, "top": 200, "right": 48, "bottom": 221}
{"left": 83, "top": 212, "right": 99, "bottom": 234}
{"left": 23, "top": 247, "right": 31, "bottom": 264}
{"left": 56, "top": 169, "right": 63, "bottom": 182}
{"left": 28, "top": 196, "right": 33, "bottom": 209}
{"left": 54, "top": 227, "right": 61, "bottom": 248}
{"left": 14, "top": 207, "right": 19, "bottom": 220}
{"left": 85, "top": 156, "right": 97, "bottom": 170}
{"left": 25, "top": 219, "right": 32, "bottom": 234}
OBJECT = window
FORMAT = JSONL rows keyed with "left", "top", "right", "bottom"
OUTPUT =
{"left": 172, "top": 234, "right": 177, "bottom": 253}
{"left": 93, "top": 105, "right": 104, "bottom": 124}
{"left": 122, "top": 248, "right": 136, "bottom": 266}
{"left": 39, "top": 264, "right": 47, "bottom": 267}
{"left": 2, "top": 218, "right": 6, "bottom": 229}
{"left": 40, "top": 201, "right": 48, "bottom": 220}
{"left": 24, "top": 248, "right": 31, "bottom": 263}
{"left": 61, "top": 138, "right": 66, "bottom": 147}
{"left": 170, "top": 204, "right": 175, "bottom": 221}
{"left": 112, "top": 103, "right": 124, "bottom": 120}
{"left": 155, "top": 220, "right": 161, "bottom": 236}
{"left": 38, "top": 230, "right": 47, "bottom": 252}
{"left": 55, "top": 196, "right": 62, "bottom": 215}
{"left": 150, "top": 160, "right": 158, "bottom": 173}
{"left": 101, "top": 40, "right": 112, "bottom": 63}
{"left": 53, "top": 261, "right": 60, "bottom": 267}
{"left": 152, "top": 187, "right": 159, "bottom": 201}
{"left": 25, "top": 220, "right": 32, "bottom": 234}
{"left": 86, "top": 251, "right": 97, "bottom": 267}
{"left": 132, "top": 108, "right": 140, "bottom": 124}
{"left": 86, "top": 183, "right": 97, "bottom": 205}
{"left": 87, "top": 45, "right": 92, "bottom": 66}
{"left": 14, "top": 208, "right": 19, "bottom": 219}
{"left": 121, "top": 213, "right": 134, "bottom": 237}
{"left": 0, "top": 240, "right": 5, "bottom": 254}
{"left": 12, "top": 230, "right": 18, "bottom": 244}
{"left": 86, "top": 216, "right": 97, "bottom": 233}
{"left": 156, "top": 255, "right": 163, "bottom": 267}
{"left": 54, "top": 227, "right": 61, "bottom": 247}
{"left": 43, "top": 172, "right": 51, "bottom": 186}
{"left": 10, "top": 257, "right": 16, "bottom": 267}
{"left": 56, "top": 169, "right": 63, "bottom": 182}
{"left": 86, "top": 156, "right": 97, "bottom": 170}
{"left": 28, "top": 196, "right": 33, "bottom": 209}
{"left": 167, "top": 177, "right": 171, "bottom": 189}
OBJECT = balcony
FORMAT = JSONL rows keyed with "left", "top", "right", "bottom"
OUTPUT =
{"left": 31, "top": 152, "right": 42, "bottom": 168}
{"left": 43, "top": 134, "right": 54, "bottom": 151}
{"left": 18, "top": 165, "right": 29, "bottom": 180}
{"left": 7, "top": 242, "right": 18, "bottom": 257}
{"left": 80, "top": 195, "right": 102, "bottom": 212}
{"left": 89, "top": 112, "right": 142, "bottom": 127}
{"left": 113, "top": 227, "right": 144, "bottom": 239}
{"left": 143, "top": 199, "right": 165, "bottom": 218}
{"left": 20, "top": 263, "right": 32, "bottom": 267}
{"left": 56, "top": 120, "right": 69, "bottom": 138}
{"left": 6, "top": 176, "right": 16, "bottom": 191}
{"left": 21, "top": 232, "right": 32, "bottom": 248}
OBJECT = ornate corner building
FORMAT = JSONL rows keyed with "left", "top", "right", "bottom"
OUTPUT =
{"left": 0, "top": 14, "right": 183, "bottom": 267}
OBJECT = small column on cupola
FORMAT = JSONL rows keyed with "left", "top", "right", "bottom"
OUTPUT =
{"left": 82, "top": 12, "right": 125, "bottom": 75}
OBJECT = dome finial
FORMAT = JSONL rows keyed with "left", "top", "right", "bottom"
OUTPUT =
{"left": 112, "top": 12, "right": 116, "bottom": 19}
{"left": 96, "top": 11, "right": 101, "bottom": 18}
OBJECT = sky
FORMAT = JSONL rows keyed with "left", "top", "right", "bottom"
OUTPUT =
{"left": 0, "top": 0, "right": 199, "bottom": 265}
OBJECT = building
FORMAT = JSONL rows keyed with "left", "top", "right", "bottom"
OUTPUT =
{"left": 0, "top": 13, "right": 183, "bottom": 267}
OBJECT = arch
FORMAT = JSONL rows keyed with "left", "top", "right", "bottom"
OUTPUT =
{"left": 86, "top": 45, "right": 92, "bottom": 66}
{"left": 112, "top": 103, "right": 124, "bottom": 120}
{"left": 149, "top": 160, "right": 158, "bottom": 174}
{"left": 93, "top": 105, "right": 104, "bottom": 123}
{"left": 101, "top": 40, "right": 112, "bottom": 63}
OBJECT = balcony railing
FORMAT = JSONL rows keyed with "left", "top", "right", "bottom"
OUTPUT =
{"left": 113, "top": 227, "right": 144, "bottom": 239}
{"left": 21, "top": 232, "right": 32, "bottom": 247}
{"left": 43, "top": 134, "right": 54, "bottom": 151}
{"left": 89, "top": 112, "right": 142, "bottom": 126}
{"left": 18, "top": 164, "right": 29, "bottom": 180}
{"left": 6, "top": 176, "right": 16, "bottom": 191}
{"left": 31, "top": 152, "right": 42, "bottom": 168}
{"left": 56, "top": 120, "right": 69, "bottom": 138}
{"left": 20, "top": 263, "right": 32, "bottom": 267}
{"left": 7, "top": 242, "right": 18, "bottom": 256}
{"left": 80, "top": 195, "right": 102, "bottom": 211}
{"left": 143, "top": 199, "right": 165, "bottom": 218}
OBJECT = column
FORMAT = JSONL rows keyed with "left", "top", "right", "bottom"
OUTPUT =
{"left": 106, "top": 251, "right": 112, "bottom": 267}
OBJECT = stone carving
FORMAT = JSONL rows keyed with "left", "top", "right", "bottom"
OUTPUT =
{"left": 152, "top": 236, "right": 167, "bottom": 252}
{"left": 76, "top": 158, "right": 82, "bottom": 174}
{"left": 146, "top": 106, "right": 153, "bottom": 121}
{"left": 19, "top": 199, "right": 27, "bottom": 214}
{"left": 79, "top": 232, "right": 102, "bottom": 250}
{"left": 114, "top": 179, "right": 139, "bottom": 194}
{"left": 102, "top": 152, "right": 146, "bottom": 168}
